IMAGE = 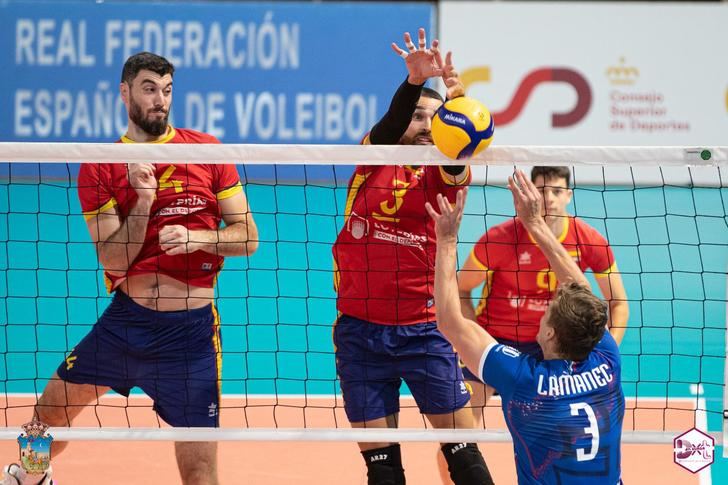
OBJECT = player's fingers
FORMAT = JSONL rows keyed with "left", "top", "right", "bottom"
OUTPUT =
{"left": 434, "top": 48, "right": 444, "bottom": 69}
{"left": 424, "top": 201, "right": 439, "bottom": 220}
{"left": 456, "top": 187, "right": 467, "bottom": 214}
{"left": 165, "top": 246, "right": 184, "bottom": 256}
{"left": 391, "top": 43, "right": 408, "bottom": 59}
{"left": 418, "top": 28, "right": 426, "bottom": 50}
{"left": 403, "top": 32, "right": 416, "bottom": 53}
{"left": 438, "top": 193, "right": 452, "bottom": 216}
{"left": 445, "top": 51, "right": 453, "bottom": 68}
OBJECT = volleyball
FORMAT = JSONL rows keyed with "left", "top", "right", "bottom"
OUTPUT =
{"left": 431, "top": 96, "right": 495, "bottom": 160}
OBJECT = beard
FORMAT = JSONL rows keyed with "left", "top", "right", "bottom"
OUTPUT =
{"left": 399, "top": 130, "right": 433, "bottom": 146}
{"left": 129, "top": 95, "right": 169, "bottom": 137}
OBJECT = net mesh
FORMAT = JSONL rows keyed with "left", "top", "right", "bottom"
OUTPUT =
{"left": 0, "top": 143, "right": 725, "bottom": 444}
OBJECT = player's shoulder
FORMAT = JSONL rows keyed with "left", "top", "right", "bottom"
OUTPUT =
{"left": 78, "top": 162, "right": 115, "bottom": 181}
{"left": 572, "top": 216, "right": 606, "bottom": 239}
{"left": 172, "top": 128, "right": 221, "bottom": 144}
{"left": 590, "top": 331, "right": 621, "bottom": 365}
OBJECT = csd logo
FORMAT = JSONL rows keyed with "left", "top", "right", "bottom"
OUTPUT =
{"left": 462, "top": 67, "right": 592, "bottom": 128}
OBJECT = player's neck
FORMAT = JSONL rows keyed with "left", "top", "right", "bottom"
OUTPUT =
{"left": 124, "top": 123, "right": 172, "bottom": 143}
{"left": 544, "top": 215, "right": 567, "bottom": 237}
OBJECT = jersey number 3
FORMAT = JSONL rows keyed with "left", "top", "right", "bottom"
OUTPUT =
{"left": 570, "top": 402, "right": 599, "bottom": 461}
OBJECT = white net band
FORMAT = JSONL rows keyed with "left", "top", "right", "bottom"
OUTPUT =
{"left": 0, "top": 142, "right": 726, "bottom": 166}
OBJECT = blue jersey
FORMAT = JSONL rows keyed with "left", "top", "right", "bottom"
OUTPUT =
{"left": 481, "top": 332, "right": 624, "bottom": 484}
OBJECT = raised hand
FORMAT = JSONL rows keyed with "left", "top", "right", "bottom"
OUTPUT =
{"left": 390, "top": 27, "right": 443, "bottom": 85}
{"left": 437, "top": 51, "right": 465, "bottom": 100}
{"left": 508, "top": 170, "right": 544, "bottom": 228}
{"left": 127, "top": 163, "right": 157, "bottom": 201}
{"left": 425, "top": 188, "right": 467, "bottom": 242}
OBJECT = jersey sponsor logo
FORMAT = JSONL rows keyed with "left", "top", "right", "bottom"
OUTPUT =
{"left": 518, "top": 251, "right": 532, "bottom": 265}
{"left": 371, "top": 222, "right": 426, "bottom": 249}
{"left": 537, "top": 363, "right": 614, "bottom": 397}
{"left": 674, "top": 428, "right": 714, "bottom": 473}
{"left": 158, "top": 195, "right": 209, "bottom": 216}
{"left": 158, "top": 206, "right": 206, "bottom": 216}
{"left": 201, "top": 263, "right": 213, "bottom": 271}
{"left": 459, "top": 381, "right": 469, "bottom": 395}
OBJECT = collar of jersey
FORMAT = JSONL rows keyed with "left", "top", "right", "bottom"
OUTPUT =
{"left": 527, "top": 216, "right": 570, "bottom": 245}
{"left": 121, "top": 126, "right": 176, "bottom": 144}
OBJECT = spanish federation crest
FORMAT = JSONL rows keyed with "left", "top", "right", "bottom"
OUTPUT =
{"left": 17, "top": 420, "right": 53, "bottom": 475}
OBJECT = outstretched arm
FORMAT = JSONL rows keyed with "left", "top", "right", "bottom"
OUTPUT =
{"left": 426, "top": 189, "right": 498, "bottom": 376}
{"left": 369, "top": 28, "right": 443, "bottom": 145}
{"left": 508, "top": 170, "right": 590, "bottom": 289}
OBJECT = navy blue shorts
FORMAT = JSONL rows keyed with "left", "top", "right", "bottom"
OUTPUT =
{"left": 57, "top": 291, "right": 221, "bottom": 427}
{"left": 334, "top": 314, "right": 470, "bottom": 423}
{"left": 461, "top": 338, "right": 544, "bottom": 381}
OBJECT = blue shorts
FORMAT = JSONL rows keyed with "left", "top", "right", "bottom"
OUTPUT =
{"left": 461, "top": 338, "right": 544, "bottom": 381}
{"left": 334, "top": 314, "right": 470, "bottom": 423}
{"left": 57, "top": 291, "right": 221, "bottom": 427}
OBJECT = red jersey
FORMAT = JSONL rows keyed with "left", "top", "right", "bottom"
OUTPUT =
{"left": 77, "top": 127, "right": 242, "bottom": 290}
{"left": 333, "top": 163, "right": 471, "bottom": 325}
{"left": 469, "top": 217, "right": 615, "bottom": 342}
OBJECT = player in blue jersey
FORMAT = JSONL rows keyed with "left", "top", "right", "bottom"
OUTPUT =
{"left": 425, "top": 170, "right": 625, "bottom": 485}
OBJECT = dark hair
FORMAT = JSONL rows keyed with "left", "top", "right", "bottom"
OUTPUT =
{"left": 531, "top": 166, "right": 571, "bottom": 187}
{"left": 421, "top": 87, "right": 444, "bottom": 103}
{"left": 548, "top": 282, "right": 608, "bottom": 361}
{"left": 121, "top": 52, "right": 175, "bottom": 84}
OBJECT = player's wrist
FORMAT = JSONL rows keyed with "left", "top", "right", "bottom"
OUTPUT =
{"left": 407, "top": 74, "right": 426, "bottom": 86}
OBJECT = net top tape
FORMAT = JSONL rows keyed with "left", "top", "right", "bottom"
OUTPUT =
{"left": 0, "top": 143, "right": 726, "bottom": 166}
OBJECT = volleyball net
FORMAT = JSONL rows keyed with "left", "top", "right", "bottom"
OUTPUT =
{"left": 0, "top": 143, "right": 725, "bottom": 447}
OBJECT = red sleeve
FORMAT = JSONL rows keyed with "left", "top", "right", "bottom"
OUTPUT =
{"left": 576, "top": 220, "right": 616, "bottom": 275}
{"left": 213, "top": 165, "right": 242, "bottom": 200}
{"left": 78, "top": 164, "right": 115, "bottom": 219}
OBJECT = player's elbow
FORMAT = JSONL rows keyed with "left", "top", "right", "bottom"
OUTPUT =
{"left": 245, "top": 238, "right": 259, "bottom": 256}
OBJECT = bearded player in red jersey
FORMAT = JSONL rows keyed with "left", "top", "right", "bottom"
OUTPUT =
{"left": 457, "top": 166, "right": 629, "bottom": 430}
{"left": 1, "top": 52, "right": 258, "bottom": 485}
{"left": 332, "top": 29, "right": 493, "bottom": 485}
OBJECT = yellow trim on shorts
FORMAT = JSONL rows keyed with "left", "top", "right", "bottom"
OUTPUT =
{"left": 594, "top": 261, "right": 617, "bottom": 279}
{"left": 120, "top": 126, "right": 176, "bottom": 144}
{"left": 83, "top": 197, "right": 117, "bottom": 221}
{"left": 216, "top": 182, "right": 243, "bottom": 200}
{"left": 211, "top": 304, "right": 223, "bottom": 401}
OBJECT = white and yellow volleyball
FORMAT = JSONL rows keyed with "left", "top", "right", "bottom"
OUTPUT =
{"left": 432, "top": 96, "right": 495, "bottom": 160}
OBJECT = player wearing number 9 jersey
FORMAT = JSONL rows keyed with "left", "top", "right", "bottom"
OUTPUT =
{"left": 426, "top": 170, "right": 624, "bottom": 485}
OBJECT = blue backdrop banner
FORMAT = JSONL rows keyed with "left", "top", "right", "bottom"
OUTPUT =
{"left": 1, "top": 0, "right": 434, "bottom": 144}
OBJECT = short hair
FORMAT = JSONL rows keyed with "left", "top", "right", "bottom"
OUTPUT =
{"left": 121, "top": 52, "right": 175, "bottom": 84}
{"left": 421, "top": 87, "right": 444, "bottom": 103}
{"left": 548, "top": 282, "right": 608, "bottom": 361}
{"left": 531, "top": 166, "right": 571, "bottom": 187}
